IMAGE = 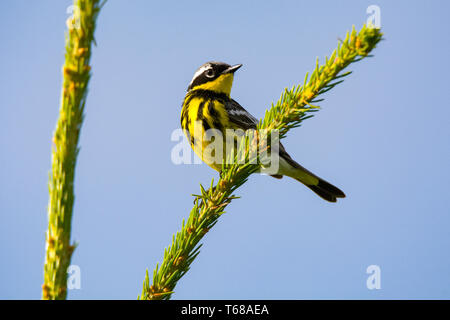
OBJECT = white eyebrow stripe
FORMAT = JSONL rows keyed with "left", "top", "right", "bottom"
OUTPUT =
{"left": 189, "top": 65, "right": 211, "bottom": 86}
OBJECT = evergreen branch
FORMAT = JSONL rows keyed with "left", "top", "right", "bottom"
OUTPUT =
{"left": 139, "top": 25, "right": 383, "bottom": 300}
{"left": 42, "top": 0, "right": 103, "bottom": 300}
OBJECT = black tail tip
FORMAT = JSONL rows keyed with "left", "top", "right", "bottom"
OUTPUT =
{"left": 308, "top": 179, "right": 346, "bottom": 203}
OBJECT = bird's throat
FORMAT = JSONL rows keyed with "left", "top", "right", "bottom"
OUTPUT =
{"left": 191, "top": 74, "right": 234, "bottom": 96}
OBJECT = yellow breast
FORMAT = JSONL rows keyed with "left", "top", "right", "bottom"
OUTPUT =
{"left": 181, "top": 96, "right": 229, "bottom": 171}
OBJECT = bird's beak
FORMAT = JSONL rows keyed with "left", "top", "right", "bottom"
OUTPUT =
{"left": 222, "top": 64, "right": 242, "bottom": 74}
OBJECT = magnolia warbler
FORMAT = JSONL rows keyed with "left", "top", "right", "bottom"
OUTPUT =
{"left": 180, "top": 61, "right": 345, "bottom": 202}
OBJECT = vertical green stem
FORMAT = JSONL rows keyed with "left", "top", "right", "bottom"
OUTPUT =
{"left": 42, "top": 0, "right": 103, "bottom": 300}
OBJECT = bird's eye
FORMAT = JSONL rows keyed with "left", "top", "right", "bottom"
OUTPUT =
{"left": 205, "top": 68, "right": 215, "bottom": 78}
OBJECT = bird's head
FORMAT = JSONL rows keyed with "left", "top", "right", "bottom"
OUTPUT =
{"left": 187, "top": 61, "right": 242, "bottom": 96}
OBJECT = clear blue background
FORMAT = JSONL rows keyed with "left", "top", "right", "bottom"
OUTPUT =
{"left": 1, "top": 0, "right": 449, "bottom": 299}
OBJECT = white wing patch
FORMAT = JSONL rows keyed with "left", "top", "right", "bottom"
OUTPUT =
{"left": 229, "top": 108, "right": 250, "bottom": 118}
{"left": 228, "top": 108, "right": 245, "bottom": 116}
{"left": 229, "top": 108, "right": 258, "bottom": 123}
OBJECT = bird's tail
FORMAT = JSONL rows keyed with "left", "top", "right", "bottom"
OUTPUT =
{"left": 296, "top": 175, "right": 346, "bottom": 203}
{"left": 276, "top": 153, "right": 346, "bottom": 202}
{"left": 268, "top": 143, "right": 346, "bottom": 202}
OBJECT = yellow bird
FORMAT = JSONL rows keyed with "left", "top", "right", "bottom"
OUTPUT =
{"left": 180, "top": 61, "right": 345, "bottom": 202}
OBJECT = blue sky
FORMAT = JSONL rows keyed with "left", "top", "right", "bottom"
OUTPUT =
{"left": 1, "top": 0, "right": 449, "bottom": 299}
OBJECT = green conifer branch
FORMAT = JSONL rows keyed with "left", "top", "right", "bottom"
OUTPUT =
{"left": 42, "top": 0, "right": 104, "bottom": 300}
{"left": 139, "top": 25, "right": 382, "bottom": 300}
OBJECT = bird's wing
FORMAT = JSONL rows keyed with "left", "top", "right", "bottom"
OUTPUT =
{"left": 225, "top": 99, "right": 258, "bottom": 130}
{"left": 225, "top": 98, "right": 297, "bottom": 165}
{"left": 226, "top": 99, "right": 298, "bottom": 164}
